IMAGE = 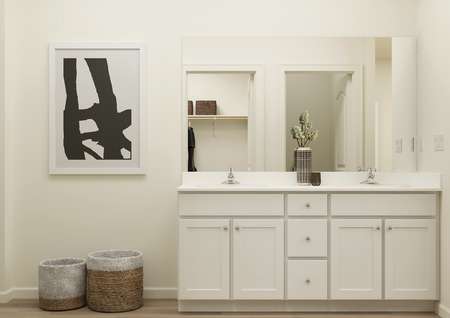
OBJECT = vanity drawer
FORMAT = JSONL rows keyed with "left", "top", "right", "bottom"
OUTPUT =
{"left": 330, "top": 193, "right": 437, "bottom": 216}
{"left": 287, "top": 260, "right": 327, "bottom": 299}
{"left": 179, "top": 193, "right": 284, "bottom": 216}
{"left": 287, "top": 194, "right": 327, "bottom": 216}
{"left": 288, "top": 219, "right": 327, "bottom": 257}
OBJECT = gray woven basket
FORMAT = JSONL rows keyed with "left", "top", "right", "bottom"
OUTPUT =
{"left": 87, "top": 250, "right": 143, "bottom": 313}
{"left": 39, "top": 257, "right": 86, "bottom": 311}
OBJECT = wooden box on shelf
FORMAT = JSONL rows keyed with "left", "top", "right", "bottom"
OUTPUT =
{"left": 195, "top": 100, "right": 217, "bottom": 115}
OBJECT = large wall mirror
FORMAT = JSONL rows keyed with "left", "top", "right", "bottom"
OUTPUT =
{"left": 181, "top": 37, "right": 417, "bottom": 172}
{"left": 284, "top": 65, "right": 363, "bottom": 172}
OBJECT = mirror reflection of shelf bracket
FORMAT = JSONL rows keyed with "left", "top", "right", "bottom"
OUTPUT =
{"left": 188, "top": 115, "right": 249, "bottom": 138}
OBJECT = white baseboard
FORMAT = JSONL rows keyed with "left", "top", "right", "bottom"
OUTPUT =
{"left": 0, "top": 286, "right": 177, "bottom": 303}
{"left": 9, "top": 287, "right": 38, "bottom": 300}
{"left": 439, "top": 303, "right": 450, "bottom": 318}
{"left": 143, "top": 287, "right": 177, "bottom": 299}
{"left": 0, "top": 288, "right": 14, "bottom": 303}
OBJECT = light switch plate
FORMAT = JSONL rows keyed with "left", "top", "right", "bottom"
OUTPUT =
{"left": 433, "top": 134, "right": 445, "bottom": 152}
{"left": 395, "top": 138, "right": 403, "bottom": 153}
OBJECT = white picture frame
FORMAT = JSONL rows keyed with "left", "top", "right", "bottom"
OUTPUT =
{"left": 49, "top": 43, "right": 146, "bottom": 174}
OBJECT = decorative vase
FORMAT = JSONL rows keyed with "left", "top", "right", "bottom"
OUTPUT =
{"left": 295, "top": 147, "right": 312, "bottom": 185}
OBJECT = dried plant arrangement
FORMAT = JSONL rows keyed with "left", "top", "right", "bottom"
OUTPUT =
{"left": 290, "top": 110, "right": 319, "bottom": 148}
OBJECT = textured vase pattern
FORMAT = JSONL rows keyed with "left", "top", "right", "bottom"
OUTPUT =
{"left": 295, "top": 147, "right": 312, "bottom": 184}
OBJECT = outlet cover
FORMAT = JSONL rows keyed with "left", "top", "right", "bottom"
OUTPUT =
{"left": 433, "top": 134, "right": 445, "bottom": 152}
{"left": 395, "top": 138, "right": 403, "bottom": 153}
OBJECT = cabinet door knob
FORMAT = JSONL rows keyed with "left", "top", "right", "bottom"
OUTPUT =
{"left": 235, "top": 226, "right": 240, "bottom": 231}
{"left": 305, "top": 236, "right": 311, "bottom": 242}
{"left": 223, "top": 226, "right": 228, "bottom": 231}
{"left": 305, "top": 203, "right": 311, "bottom": 208}
{"left": 305, "top": 279, "right": 311, "bottom": 284}
{"left": 387, "top": 226, "right": 392, "bottom": 231}
{"left": 375, "top": 226, "right": 380, "bottom": 231}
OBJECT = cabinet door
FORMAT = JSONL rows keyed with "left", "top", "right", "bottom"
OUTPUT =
{"left": 331, "top": 219, "right": 382, "bottom": 299}
{"left": 178, "top": 219, "right": 230, "bottom": 299}
{"left": 233, "top": 219, "right": 284, "bottom": 299}
{"left": 385, "top": 219, "right": 437, "bottom": 299}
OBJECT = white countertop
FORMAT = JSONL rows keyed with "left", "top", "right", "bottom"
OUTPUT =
{"left": 178, "top": 172, "right": 442, "bottom": 192}
{"left": 177, "top": 185, "right": 441, "bottom": 192}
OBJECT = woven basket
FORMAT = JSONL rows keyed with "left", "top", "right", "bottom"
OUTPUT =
{"left": 87, "top": 250, "right": 143, "bottom": 313}
{"left": 39, "top": 258, "right": 86, "bottom": 311}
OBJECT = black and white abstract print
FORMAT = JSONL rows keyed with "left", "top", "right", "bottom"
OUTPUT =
{"left": 63, "top": 58, "right": 132, "bottom": 160}
{"left": 50, "top": 45, "right": 143, "bottom": 174}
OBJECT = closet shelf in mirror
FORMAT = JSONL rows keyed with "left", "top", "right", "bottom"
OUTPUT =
{"left": 188, "top": 115, "right": 248, "bottom": 120}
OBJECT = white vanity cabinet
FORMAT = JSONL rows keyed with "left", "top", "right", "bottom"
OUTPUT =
{"left": 178, "top": 179, "right": 440, "bottom": 312}
{"left": 287, "top": 259, "right": 328, "bottom": 299}
{"left": 288, "top": 219, "right": 327, "bottom": 257}
{"left": 178, "top": 193, "right": 285, "bottom": 301}
{"left": 329, "top": 194, "right": 438, "bottom": 301}
{"left": 385, "top": 219, "right": 436, "bottom": 299}
{"left": 330, "top": 219, "right": 382, "bottom": 299}
{"left": 330, "top": 218, "right": 437, "bottom": 300}
{"left": 179, "top": 218, "right": 284, "bottom": 300}
{"left": 233, "top": 219, "right": 284, "bottom": 299}
{"left": 178, "top": 219, "right": 230, "bottom": 299}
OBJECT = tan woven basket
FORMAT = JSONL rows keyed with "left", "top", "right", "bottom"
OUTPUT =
{"left": 39, "top": 257, "right": 86, "bottom": 311}
{"left": 87, "top": 250, "right": 143, "bottom": 313}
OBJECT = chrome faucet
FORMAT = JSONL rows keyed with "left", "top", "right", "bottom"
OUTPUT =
{"left": 361, "top": 168, "right": 377, "bottom": 184}
{"left": 222, "top": 168, "right": 239, "bottom": 184}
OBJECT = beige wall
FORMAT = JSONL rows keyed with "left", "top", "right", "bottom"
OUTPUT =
{"left": 0, "top": 0, "right": 418, "bottom": 296}
{"left": 416, "top": 0, "right": 450, "bottom": 315}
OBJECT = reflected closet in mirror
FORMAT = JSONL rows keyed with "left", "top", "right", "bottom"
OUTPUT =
{"left": 181, "top": 66, "right": 265, "bottom": 172}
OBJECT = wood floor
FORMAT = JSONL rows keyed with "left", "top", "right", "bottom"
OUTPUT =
{"left": 0, "top": 300, "right": 440, "bottom": 318}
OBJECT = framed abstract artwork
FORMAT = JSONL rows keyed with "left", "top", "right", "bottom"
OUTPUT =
{"left": 49, "top": 43, "right": 145, "bottom": 174}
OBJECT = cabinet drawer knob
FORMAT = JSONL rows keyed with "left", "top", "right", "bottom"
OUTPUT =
{"left": 305, "top": 279, "right": 311, "bottom": 284}
{"left": 387, "top": 226, "right": 392, "bottom": 231}
{"left": 223, "top": 226, "right": 228, "bottom": 231}
{"left": 305, "top": 203, "right": 311, "bottom": 208}
{"left": 375, "top": 226, "right": 380, "bottom": 231}
{"left": 305, "top": 236, "right": 311, "bottom": 242}
{"left": 235, "top": 226, "right": 240, "bottom": 231}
